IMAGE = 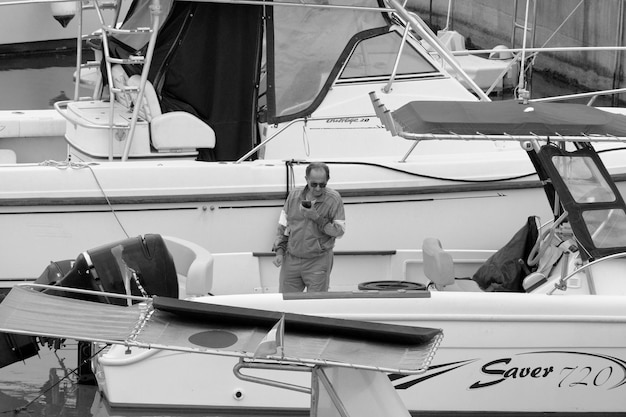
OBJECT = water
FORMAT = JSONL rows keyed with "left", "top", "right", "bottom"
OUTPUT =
{"left": 0, "top": 52, "right": 78, "bottom": 111}
{"left": 0, "top": 342, "right": 98, "bottom": 416}
{"left": 0, "top": 341, "right": 292, "bottom": 416}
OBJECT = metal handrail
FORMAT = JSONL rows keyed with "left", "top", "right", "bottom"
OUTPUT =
{"left": 120, "top": 0, "right": 161, "bottom": 161}
{"left": 548, "top": 251, "right": 626, "bottom": 295}
{"left": 530, "top": 87, "right": 626, "bottom": 104}
{"left": 385, "top": 0, "right": 490, "bottom": 101}
{"left": 53, "top": 100, "right": 131, "bottom": 131}
{"left": 234, "top": 360, "right": 313, "bottom": 394}
{"left": 383, "top": 23, "right": 411, "bottom": 94}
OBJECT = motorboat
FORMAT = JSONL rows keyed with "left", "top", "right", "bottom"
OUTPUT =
{"left": 1, "top": 0, "right": 626, "bottom": 295}
{"left": 0, "top": 281, "right": 443, "bottom": 417}
{"left": 2, "top": 96, "right": 626, "bottom": 414}
{"left": 79, "top": 99, "right": 626, "bottom": 414}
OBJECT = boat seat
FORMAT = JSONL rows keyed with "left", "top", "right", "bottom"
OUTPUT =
{"left": 125, "top": 74, "right": 216, "bottom": 153}
{"left": 422, "top": 237, "right": 482, "bottom": 291}
{"left": 0, "top": 149, "right": 16, "bottom": 164}
{"left": 162, "top": 235, "right": 214, "bottom": 298}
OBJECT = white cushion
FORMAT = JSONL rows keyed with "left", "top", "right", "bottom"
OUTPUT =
{"left": 127, "top": 75, "right": 162, "bottom": 120}
{"left": 151, "top": 112, "right": 216, "bottom": 151}
{"left": 422, "top": 237, "right": 455, "bottom": 288}
{"left": 126, "top": 75, "right": 215, "bottom": 151}
{"left": 162, "top": 236, "right": 214, "bottom": 298}
{"left": 0, "top": 149, "right": 16, "bottom": 164}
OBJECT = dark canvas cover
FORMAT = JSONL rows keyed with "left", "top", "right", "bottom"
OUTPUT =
{"left": 392, "top": 101, "right": 626, "bottom": 137}
{"left": 109, "top": 0, "right": 263, "bottom": 161}
{"left": 472, "top": 217, "right": 539, "bottom": 292}
{"left": 150, "top": 2, "right": 263, "bottom": 161}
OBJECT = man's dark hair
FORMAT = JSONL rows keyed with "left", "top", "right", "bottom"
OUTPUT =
{"left": 306, "top": 162, "right": 330, "bottom": 180}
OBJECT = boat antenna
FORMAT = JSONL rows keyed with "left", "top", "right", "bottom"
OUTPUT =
{"left": 517, "top": 0, "right": 531, "bottom": 99}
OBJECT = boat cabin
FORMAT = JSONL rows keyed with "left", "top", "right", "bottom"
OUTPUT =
{"left": 58, "top": 0, "right": 480, "bottom": 161}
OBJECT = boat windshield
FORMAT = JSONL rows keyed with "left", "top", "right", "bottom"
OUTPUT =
{"left": 551, "top": 155, "right": 626, "bottom": 248}
{"left": 582, "top": 209, "right": 626, "bottom": 248}
{"left": 537, "top": 145, "right": 626, "bottom": 259}
{"left": 339, "top": 31, "right": 437, "bottom": 80}
{"left": 551, "top": 155, "right": 616, "bottom": 204}
{"left": 268, "top": 0, "right": 391, "bottom": 121}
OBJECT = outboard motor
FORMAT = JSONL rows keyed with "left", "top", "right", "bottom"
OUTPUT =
{"left": 38, "top": 234, "right": 179, "bottom": 305}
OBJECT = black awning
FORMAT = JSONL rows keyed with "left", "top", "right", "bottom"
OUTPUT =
{"left": 392, "top": 100, "right": 626, "bottom": 137}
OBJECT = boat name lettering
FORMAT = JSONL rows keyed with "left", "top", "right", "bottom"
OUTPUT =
{"left": 558, "top": 365, "right": 614, "bottom": 388}
{"left": 469, "top": 358, "right": 554, "bottom": 389}
{"left": 326, "top": 117, "right": 370, "bottom": 124}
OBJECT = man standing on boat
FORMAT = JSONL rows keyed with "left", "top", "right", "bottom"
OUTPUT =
{"left": 273, "top": 162, "right": 346, "bottom": 292}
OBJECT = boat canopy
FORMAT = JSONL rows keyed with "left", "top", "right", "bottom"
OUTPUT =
{"left": 392, "top": 101, "right": 626, "bottom": 137}
{"left": 108, "top": 0, "right": 400, "bottom": 160}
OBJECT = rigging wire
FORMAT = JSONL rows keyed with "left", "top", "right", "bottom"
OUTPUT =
{"left": 323, "top": 160, "right": 537, "bottom": 183}
{"left": 283, "top": 146, "right": 626, "bottom": 185}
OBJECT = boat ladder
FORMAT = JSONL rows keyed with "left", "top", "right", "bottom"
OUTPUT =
{"left": 95, "top": 0, "right": 162, "bottom": 160}
{"left": 62, "top": 0, "right": 162, "bottom": 161}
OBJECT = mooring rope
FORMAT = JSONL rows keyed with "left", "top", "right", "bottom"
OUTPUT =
{"left": 39, "top": 160, "right": 129, "bottom": 238}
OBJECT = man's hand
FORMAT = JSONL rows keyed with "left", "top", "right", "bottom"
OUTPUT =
{"left": 301, "top": 205, "right": 320, "bottom": 221}
{"left": 273, "top": 253, "right": 284, "bottom": 267}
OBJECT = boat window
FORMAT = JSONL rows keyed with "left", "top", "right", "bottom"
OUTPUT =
{"left": 582, "top": 209, "right": 626, "bottom": 248}
{"left": 340, "top": 32, "right": 437, "bottom": 80}
{"left": 551, "top": 155, "right": 615, "bottom": 203}
{"left": 270, "top": 0, "right": 388, "bottom": 120}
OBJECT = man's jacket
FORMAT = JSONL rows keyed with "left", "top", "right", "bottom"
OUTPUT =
{"left": 273, "top": 186, "right": 345, "bottom": 258}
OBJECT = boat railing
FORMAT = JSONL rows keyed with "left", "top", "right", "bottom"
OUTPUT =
{"left": 386, "top": 0, "right": 490, "bottom": 101}
{"left": 383, "top": 22, "right": 412, "bottom": 94}
{"left": 234, "top": 360, "right": 313, "bottom": 394}
{"left": 547, "top": 251, "right": 626, "bottom": 295}
{"left": 53, "top": 100, "right": 131, "bottom": 132}
{"left": 73, "top": 0, "right": 123, "bottom": 101}
{"left": 531, "top": 87, "right": 626, "bottom": 105}
{"left": 95, "top": 0, "right": 161, "bottom": 161}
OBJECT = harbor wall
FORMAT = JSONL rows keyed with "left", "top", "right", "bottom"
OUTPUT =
{"left": 408, "top": 0, "right": 625, "bottom": 94}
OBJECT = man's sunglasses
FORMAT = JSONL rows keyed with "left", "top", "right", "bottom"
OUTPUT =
{"left": 309, "top": 182, "right": 327, "bottom": 188}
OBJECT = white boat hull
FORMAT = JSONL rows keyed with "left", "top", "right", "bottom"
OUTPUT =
{"left": 0, "top": 158, "right": 553, "bottom": 286}
{"left": 3, "top": 144, "right": 626, "bottom": 287}
{"left": 93, "top": 292, "right": 626, "bottom": 413}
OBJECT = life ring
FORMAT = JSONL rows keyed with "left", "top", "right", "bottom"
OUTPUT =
{"left": 358, "top": 280, "right": 426, "bottom": 291}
